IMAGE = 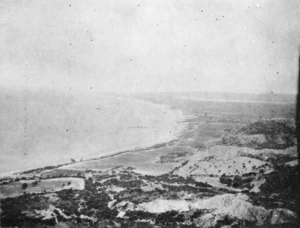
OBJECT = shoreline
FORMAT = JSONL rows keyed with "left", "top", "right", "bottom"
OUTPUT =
{"left": 0, "top": 100, "right": 189, "bottom": 179}
{"left": 0, "top": 130, "right": 184, "bottom": 179}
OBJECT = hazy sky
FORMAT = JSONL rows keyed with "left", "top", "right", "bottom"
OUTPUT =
{"left": 1, "top": 0, "right": 299, "bottom": 94}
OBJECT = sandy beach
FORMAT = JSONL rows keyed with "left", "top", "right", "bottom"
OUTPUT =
{"left": 0, "top": 92, "right": 186, "bottom": 176}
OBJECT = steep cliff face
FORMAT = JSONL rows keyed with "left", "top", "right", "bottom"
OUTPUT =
{"left": 104, "top": 169, "right": 297, "bottom": 227}
{"left": 135, "top": 194, "right": 293, "bottom": 226}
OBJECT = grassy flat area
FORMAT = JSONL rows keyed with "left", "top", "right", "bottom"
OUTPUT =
{"left": 0, "top": 177, "right": 84, "bottom": 199}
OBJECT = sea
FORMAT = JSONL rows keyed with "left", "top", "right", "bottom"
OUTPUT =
{"left": 0, "top": 89, "right": 184, "bottom": 175}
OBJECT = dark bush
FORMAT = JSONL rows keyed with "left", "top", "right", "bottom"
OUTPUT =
{"left": 22, "top": 183, "right": 28, "bottom": 189}
{"left": 260, "top": 166, "right": 299, "bottom": 195}
{"left": 156, "top": 211, "right": 183, "bottom": 225}
{"left": 219, "top": 174, "right": 232, "bottom": 186}
{"left": 232, "top": 175, "right": 243, "bottom": 188}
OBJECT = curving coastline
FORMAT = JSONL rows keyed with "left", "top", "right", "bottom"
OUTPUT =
{"left": 0, "top": 92, "right": 186, "bottom": 177}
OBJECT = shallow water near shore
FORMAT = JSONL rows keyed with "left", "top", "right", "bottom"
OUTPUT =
{"left": 0, "top": 91, "right": 185, "bottom": 175}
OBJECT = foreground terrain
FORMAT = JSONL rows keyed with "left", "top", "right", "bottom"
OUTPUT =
{"left": 0, "top": 93, "right": 298, "bottom": 227}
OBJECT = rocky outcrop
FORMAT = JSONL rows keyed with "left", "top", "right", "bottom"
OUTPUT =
{"left": 135, "top": 193, "right": 296, "bottom": 227}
